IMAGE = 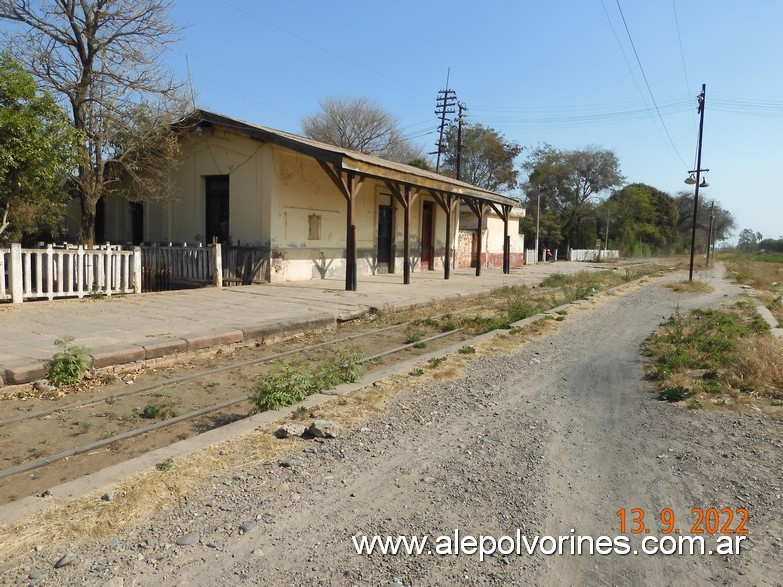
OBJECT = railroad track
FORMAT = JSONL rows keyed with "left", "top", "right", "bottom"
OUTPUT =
{"left": 0, "top": 315, "right": 471, "bottom": 487}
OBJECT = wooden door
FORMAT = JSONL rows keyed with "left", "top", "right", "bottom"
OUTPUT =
{"left": 205, "top": 175, "right": 230, "bottom": 244}
{"left": 421, "top": 201, "right": 434, "bottom": 270}
{"left": 377, "top": 205, "right": 393, "bottom": 273}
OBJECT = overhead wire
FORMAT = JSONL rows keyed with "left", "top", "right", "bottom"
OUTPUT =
{"left": 672, "top": 0, "right": 697, "bottom": 134}
{"left": 614, "top": 0, "right": 690, "bottom": 169}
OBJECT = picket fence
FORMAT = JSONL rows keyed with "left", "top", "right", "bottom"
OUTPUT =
{"left": 568, "top": 249, "right": 620, "bottom": 262}
{"left": 0, "top": 243, "right": 141, "bottom": 304}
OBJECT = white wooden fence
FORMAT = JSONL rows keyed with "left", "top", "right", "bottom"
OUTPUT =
{"left": 1, "top": 243, "right": 141, "bottom": 304}
{"left": 568, "top": 249, "right": 620, "bottom": 261}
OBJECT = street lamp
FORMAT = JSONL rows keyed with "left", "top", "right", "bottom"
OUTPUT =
{"left": 687, "top": 84, "right": 708, "bottom": 283}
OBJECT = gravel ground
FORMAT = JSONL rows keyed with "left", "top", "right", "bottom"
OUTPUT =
{"left": 4, "top": 266, "right": 783, "bottom": 586}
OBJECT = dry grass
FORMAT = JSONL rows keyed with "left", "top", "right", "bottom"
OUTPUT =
{"left": 724, "top": 254, "right": 783, "bottom": 324}
{"left": 664, "top": 280, "right": 714, "bottom": 293}
{"left": 0, "top": 431, "right": 288, "bottom": 563}
{"left": 728, "top": 335, "right": 783, "bottom": 397}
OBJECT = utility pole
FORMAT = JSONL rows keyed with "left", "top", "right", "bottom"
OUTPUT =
{"left": 455, "top": 101, "right": 467, "bottom": 181}
{"left": 433, "top": 87, "right": 457, "bottom": 173}
{"left": 688, "top": 84, "right": 708, "bottom": 283}
{"left": 706, "top": 201, "right": 715, "bottom": 267}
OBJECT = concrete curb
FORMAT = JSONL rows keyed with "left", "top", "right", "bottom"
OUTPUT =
{"left": 1, "top": 317, "right": 340, "bottom": 387}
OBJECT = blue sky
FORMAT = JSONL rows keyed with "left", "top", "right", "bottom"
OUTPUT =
{"left": 167, "top": 0, "right": 782, "bottom": 242}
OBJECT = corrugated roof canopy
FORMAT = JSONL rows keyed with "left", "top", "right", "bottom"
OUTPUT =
{"left": 181, "top": 110, "right": 519, "bottom": 208}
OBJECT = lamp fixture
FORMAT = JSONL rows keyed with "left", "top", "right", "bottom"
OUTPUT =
{"left": 699, "top": 177, "right": 709, "bottom": 188}
{"left": 684, "top": 173, "right": 697, "bottom": 185}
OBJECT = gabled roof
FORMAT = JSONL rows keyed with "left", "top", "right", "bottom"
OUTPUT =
{"left": 179, "top": 110, "right": 519, "bottom": 208}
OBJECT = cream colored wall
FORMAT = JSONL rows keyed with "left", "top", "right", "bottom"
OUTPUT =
{"left": 485, "top": 215, "right": 525, "bottom": 252}
{"left": 140, "top": 126, "right": 465, "bottom": 282}
{"left": 267, "top": 147, "right": 349, "bottom": 281}
{"left": 145, "top": 128, "right": 268, "bottom": 246}
{"left": 265, "top": 151, "right": 459, "bottom": 282}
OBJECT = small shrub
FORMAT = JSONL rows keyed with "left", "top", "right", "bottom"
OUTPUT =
{"left": 47, "top": 336, "right": 91, "bottom": 387}
{"left": 403, "top": 325, "right": 425, "bottom": 344}
{"left": 458, "top": 345, "right": 476, "bottom": 354}
{"left": 700, "top": 378, "right": 722, "bottom": 395}
{"left": 661, "top": 386, "right": 690, "bottom": 402}
{"left": 248, "top": 348, "right": 364, "bottom": 413}
{"left": 427, "top": 356, "right": 446, "bottom": 368}
{"left": 75, "top": 421, "right": 92, "bottom": 434}
{"left": 155, "top": 457, "right": 174, "bottom": 471}
{"left": 141, "top": 399, "right": 178, "bottom": 420}
{"left": 714, "top": 399, "right": 726, "bottom": 406}
{"left": 409, "top": 368, "right": 424, "bottom": 376}
{"left": 249, "top": 360, "right": 315, "bottom": 412}
{"left": 688, "top": 399, "right": 703, "bottom": 410}
{"left": 440, "top": 316, "right": 458, "bottom": 332}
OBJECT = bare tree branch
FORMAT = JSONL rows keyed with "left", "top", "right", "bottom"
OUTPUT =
{"left": 0, "top": 0, "right": 184, "bottom": 244}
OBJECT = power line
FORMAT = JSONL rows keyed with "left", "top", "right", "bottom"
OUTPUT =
{"left": 614, "top": 0, "right": 690, "bottom": 169}
{"left": 600, "top": 0, "right": 683, "bottom": 165}
{"left": 672, "top": 0, "right": 697, "bottom": 135}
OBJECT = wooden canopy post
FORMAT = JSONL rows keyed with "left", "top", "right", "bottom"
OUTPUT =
{"left": 385, "top": 181, "right": 419, "bottom": 285}
{"left": 318, "top": 161, "right": 365, "bottom": 291}
{"left": 465, "top": 198, "right": 487, "bottom": 276}
{"left": 490, "top": 203, "right": 512, "bottom": 274}
{"left": 431, "top": 191, "right": 459, "bottom": 280}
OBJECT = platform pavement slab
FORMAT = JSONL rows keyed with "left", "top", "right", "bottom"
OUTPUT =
{"left": 0, "top": 262, "right": 606, "bottom": 386}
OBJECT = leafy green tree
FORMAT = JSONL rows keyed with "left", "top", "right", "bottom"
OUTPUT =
{"left": 523, "top": 144, "right": 623, "bottom": 250}
{"left": 441, "top": 124, "right": 522, "bottom": 192}
{"left": 737, "top": 228, "right": 763, "bottom": 253}
{"left": 0, "top": 52, "right": 82, "bottom": 244}
{"left": 601, "top": 183, "right": 679, "bottom": 255}
{"left": 0, "top": 0, "right": 183, "bottom": 244}
{"left": 758, "top": 237, "right": 783, "bottom": 253}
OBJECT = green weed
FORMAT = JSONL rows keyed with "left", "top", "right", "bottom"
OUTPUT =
{"left": 141, "top": 399, "right": 178, "bottom": 420}
{"left": 155, "top": 457, "right": 174, "bottom": 472}
{"left": 403, "top": 325, "right": 425, "bottom": 344}
{"left": 661, "top": 386, "right": 690, "bottom": 402}
{"left": 248, "top": 346, "right": 364, "bottom": 412}
{"left": 47, "top": 336, "right": 91, "bottom": 387}
{"left": 427, "top": 356, "right": 446, "bottom": 368}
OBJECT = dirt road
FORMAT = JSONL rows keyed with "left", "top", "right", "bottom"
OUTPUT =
{"left": 7, "top": 267, "right": 783, "bottom": 585}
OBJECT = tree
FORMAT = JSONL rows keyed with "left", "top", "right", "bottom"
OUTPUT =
{"left": 0, "top": 51, "right": 82, "bottom": 244}
{"left": 440, "top": 124, "right": 522, "bottom": 193}
{"left": 0, "top": 0, "right": 184, "bottom": 244}
{"left": 674, "top": 192, "right": 736, "bottom": 252}
{"left": 737, "top": 228, "right": 763, "bottom": 253}
{"left": 523, "top": 145, "right": 623, "bottom": 250}
{"left": 301, "top": 97, "right": 421, "bottom": 163}
{"left": 601, "top": 183, "right": 679, "bottom": 255}
{"left": 758, "top": 237, "right": 783, "bottom": 253}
